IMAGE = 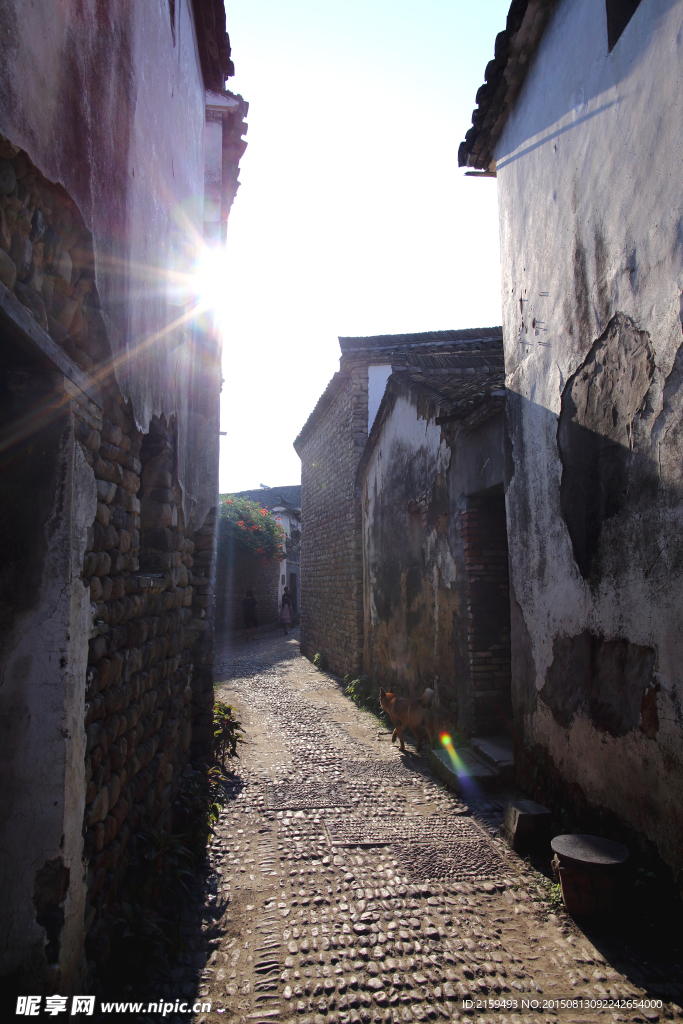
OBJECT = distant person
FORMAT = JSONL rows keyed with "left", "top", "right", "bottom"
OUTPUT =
{"left": 243, "top": 589, "right": 258, "bottom": 642}
{"left": 281, "top": 586, "right": 293, "bottom": 635}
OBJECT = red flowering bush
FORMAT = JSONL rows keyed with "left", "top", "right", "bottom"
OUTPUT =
{"left": 218, "top": 494, "right": 285, "bottom": 564}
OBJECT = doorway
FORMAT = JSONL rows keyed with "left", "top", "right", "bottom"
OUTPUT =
{"left": 463, "top": 490, "right": 512, "bottom": 736}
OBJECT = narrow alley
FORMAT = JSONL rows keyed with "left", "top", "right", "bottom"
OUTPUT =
{"left": 162, "top": 630, "right": 682, "bottom": 1024}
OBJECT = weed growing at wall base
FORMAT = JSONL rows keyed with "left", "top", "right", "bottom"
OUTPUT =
{"left": 214, "top": 699, "right": 244, "bottom": 769}
{"left": 313, "top": 651, "right": 329, "bottom": 672}
{"left": 344, "top": 673, "right": 390, "bottom": 725}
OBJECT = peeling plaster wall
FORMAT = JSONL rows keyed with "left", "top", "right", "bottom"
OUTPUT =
{"left": 361, "top": 388, "right": 509, "bottom": 736}
{"left": 0, "top": 0, "right": 217, "bottom": 527}
{"left": 362, "top": 390, "right": 456, "bottom": 714}
{"left": 0, "top": 372, "right": 94, "bottom": 993}
{"left": 495, "top": 0, "right": 683, "bottom": 874}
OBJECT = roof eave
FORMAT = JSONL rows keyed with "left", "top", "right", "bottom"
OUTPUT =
{"left": 458, "top": 0, "right": 559, "bottom": 171}
{"left": 192, "top": 0, "right": 235, "bottom": 93}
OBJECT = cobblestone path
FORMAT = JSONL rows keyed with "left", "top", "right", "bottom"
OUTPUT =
{"left": 186, "top": 630, "right": 681, "bottom": 1024}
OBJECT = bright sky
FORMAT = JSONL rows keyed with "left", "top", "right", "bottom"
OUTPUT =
{"left": 218, "top": 0, "right": 509, "bottom": 493}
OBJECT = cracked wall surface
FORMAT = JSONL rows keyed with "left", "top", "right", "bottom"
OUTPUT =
{"left": 495, "top": 0, "right": 683, "bottom": 877}
{"left": 557, "top": 313, "right": 655, "bottom": 579}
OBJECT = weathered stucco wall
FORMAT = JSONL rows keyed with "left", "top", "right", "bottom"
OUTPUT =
{"left": 0, "top": 372, "right": 93, "bottom": 994}
{"left": 495, "top": 0, "right": 683, "bottom": 875}
{"left": 0, "top": 0, "right": 218, "bottom": 526}
{"left": 361, "top": 383, "right": 509, "bottom": 737}
{"left": 362, "top": 390, "right": 457, "bottom": 712}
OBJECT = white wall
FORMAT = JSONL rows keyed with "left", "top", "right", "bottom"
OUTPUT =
{"left": 363, "top": 391, "right": 455, "bottom": 628}
{"left": 0, "top": 416, "right": 95, "bottom": 990}
{"left": 272, "top": 507, "right": 301, "bottom": 612}
{"left": 367, "top": 364, "right": 393, "bottom": 433}
{"left": 495, "top": 0, "right": 683, "bottom": 873}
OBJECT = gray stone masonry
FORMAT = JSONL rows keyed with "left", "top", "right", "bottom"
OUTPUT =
{"left": 80, "top": 401, "right": 218, "bottom": 980}
{"left": 0, "top": 142, "right": 220, "bottom": 992}
{"left": 296, "top": 362, "right": 369, "bottom": 676}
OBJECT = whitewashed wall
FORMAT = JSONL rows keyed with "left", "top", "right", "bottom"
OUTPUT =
{"left": 495, "top": 0, "right": 683, "bottom": 874}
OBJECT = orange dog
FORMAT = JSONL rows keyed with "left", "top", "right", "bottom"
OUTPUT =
{"left": 379, "top": 687, "right": 435, "bottom": 753}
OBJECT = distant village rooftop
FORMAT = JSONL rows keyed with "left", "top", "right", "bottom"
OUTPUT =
{"left": 338, "top": 326, "right": 503, "bottom": 353}
{"left": 295, "top": 328, "right": 503, "bottom": 452}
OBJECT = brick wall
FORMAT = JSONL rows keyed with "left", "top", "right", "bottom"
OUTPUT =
{"left": 214, "top": 544, "right": 281, "bottom": 632}
{"left": 80, "top": 402, "right": 218, "bottom": 974}
{"left": 296, "top": 363, "right": 369, "bottom": 676}
{"left": 0, "top": 126, "right": 225, "bottom": 995}
{"left": 461, "top": 494, "right": 512, "bottom": 735}
{"left": 1, "top": 149, "right": 221, "bottom": 980}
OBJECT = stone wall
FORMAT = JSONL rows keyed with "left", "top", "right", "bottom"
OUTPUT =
{"left": 79, "top": 399, "right": 217, "bottom": 979}
{"left": 295, "top": 365, "right": 368, "bottom": 676}
{"left": 0, "top": 142, "right": 220, "bottom": 995}
{"left": 0, "top": 143, "right": 106, "bottom": 373}
{"left": 214, "top": 543, "right": 281, "bottom": 632}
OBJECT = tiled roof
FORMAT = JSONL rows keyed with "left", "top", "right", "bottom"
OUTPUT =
{"left": 339, "top": 327, "right": 503, "bottom": 354}
{"left": 225, "top": 486, "right": 301, "bottom": 513}
{"left": 192, "top": 0, "right": 235, "bottom": 91}
{"left": 390, "top": 329, "right": 505, "bottom": 419}
{"left": 356, "top": 349, "right": 506, "bottom": 485}
{"left": 458, "top": 0, "right": 558, "bottom": 171}
{"left": 391, "top": 338, "right": 505, "bottom": 415}
{"left": 391, "top": 361, "right": 505, "bottom": 418}
{"left": 294, "top": 329, "right": 504, "bottom": 451}
{"left": 294, "top": 327, "right": 501, "bottom": 452}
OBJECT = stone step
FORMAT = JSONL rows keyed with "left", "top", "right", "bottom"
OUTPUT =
{"left": 430, "top": 745, "right": 499, "bottom": 794}
{"left": 472, "top": 735, "right": 515, "bottom": 779}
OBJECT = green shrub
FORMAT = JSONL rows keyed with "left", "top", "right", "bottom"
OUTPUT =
{"left": 218, "top": 494, "right": 286, "bottom": 563}
{"left": 344, "top": 674, "right": 389, "bottom": 724}
{"left": 313, "top": 652, "right": 329, "bottom": 672}
{"left": 214, "top": 699, "right": 244, "bottom": 768}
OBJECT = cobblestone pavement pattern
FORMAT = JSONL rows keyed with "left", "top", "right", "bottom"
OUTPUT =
{"left": 179, "top": 630, "right": 681, "bottom": 1024}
